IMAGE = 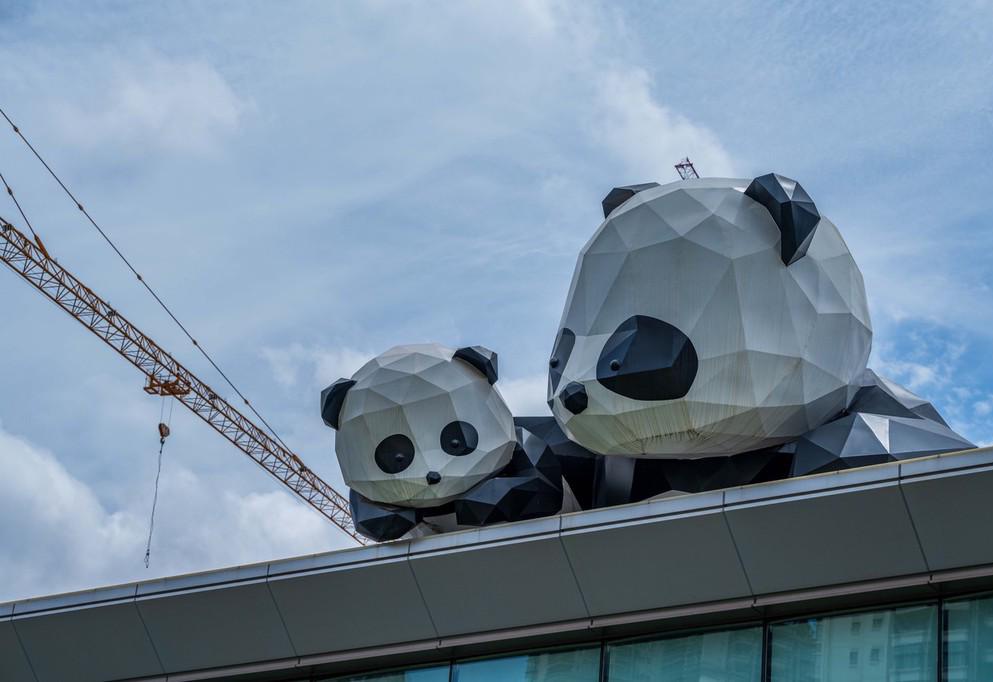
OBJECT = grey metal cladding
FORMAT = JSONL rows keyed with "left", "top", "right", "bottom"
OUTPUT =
{"left": 744, "top": 173, "right": 821, "bottom": 266}
{"left": 135, "top": 579, "right": 294, "bottom": 672}
{"left": 408, "top": 525, "right": 588, "bottom": 636}
{"left": 268, "top": 556, "right": 437, "bottom": 655}
{"left": 550, "top": 177, "right": 872, "bottom": 458}
{"left": 723, "top": 468, "right": 928, "bottom": 594}
{"left": 901, "top": 460, "right": 993, "bottom": 571}
{"left": 13, "top": 601, "right": 163, "bottom": 682}
{"left": 0, "top": 619, "right": 36, "bottom": 682}
{"left": 560, "top": 492, "right": 751, "bottom": 616}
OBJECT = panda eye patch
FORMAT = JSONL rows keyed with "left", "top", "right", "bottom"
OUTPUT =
{"left": 374, "top": 434, "right": 415, "bottom": 474}
{"left": 440, "top": 421, "right": 478, "bottom": 456}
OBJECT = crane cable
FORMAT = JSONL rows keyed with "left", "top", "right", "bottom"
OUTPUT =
{"left": 0, "top": 105, "right": 298, "bottom": 457}
{"left": 145, "top": 397, "right": 174, "bottom": 568}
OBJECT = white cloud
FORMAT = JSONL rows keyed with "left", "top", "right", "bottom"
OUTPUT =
{"left": 50, "top": 53, "right": 246, "bottom": 156}
{"left": 0, "top": 422, "right": 344, "bottom": 602}
{"left": 261, "top": 344, "right": 373, "bottom": 390}
{"left": 593, "top": 68, "right": 735, "bottom": 180}
{"left": 498, "top": 373, "right": 551, "bottom": 417}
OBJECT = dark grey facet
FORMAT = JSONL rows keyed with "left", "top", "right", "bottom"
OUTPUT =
{"left": 560, "top": 381, "right": 589, "bottom": 415}
{"left": 454, "top": 345, "right": 499, "bottom": 384}
{"left": 374, "top": 434, "right": 416, "bottom": 474}
{"left": 744, "top": 173, "right": 820, "bottom": 265}
{"left": 514, "top": 416, "right": 600, "bottom": 509}
{"left": 548, "top": 327, "right": 576, "bottom": 395}
{"left": 601, "top": 182, "right": 660, "bottom": 218}
{"left": 320, "top": 378, "right": 355, "bottom": 429}
{"left": 593, "top": 449, "right": 793, "bottom": 507}
{"left": 849, "top": 369, "right": 949, "bottom": 426}
{"left": 349, "top": 489, "right": 419, "bottom": 542}
{"left": 454, "top": 424, "right": 565, "bottom": 526}
{"left": 595, "top": 315, "right": 698, "bottom": 401}
{"left": 440, "top": 420, "right": 478, "bottom": 456}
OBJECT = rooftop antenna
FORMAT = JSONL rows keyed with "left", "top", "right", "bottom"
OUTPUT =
{"left": 675, "top": 157, "right": 699, "bottom": 180}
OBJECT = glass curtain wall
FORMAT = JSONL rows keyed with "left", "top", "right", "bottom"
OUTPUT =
{"left": 607, "top": 626, "right": 762, "bottom": 682}
{"left": 770, "top": 604, "right": 937, "bottom": 682}
{"left": 326, "top": 593, "right": 993, "bottom": 682}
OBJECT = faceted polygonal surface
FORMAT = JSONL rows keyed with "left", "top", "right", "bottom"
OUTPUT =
{"left": 332, "top": 344, "right": 516, "bottom": 508}
{"left": 789, "top": 370, "right": 975, "bottom": 476}
{"left": 602, "top": 183, "right": 661, "bottom": 218}
{"left": 349, "top": 489, "right": 418, "bottom": 542}
{"left": 549, "top": 177, "right": 873, "bottom": 458}
{"left": 745, "top": 173, "right": 821, "bottom": 265}
{"left": 515, "top": 416, "right": 600, "bottom": 510}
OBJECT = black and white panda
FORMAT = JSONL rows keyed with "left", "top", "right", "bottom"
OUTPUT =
{"left": 320, "top": 344, "right": 593, "bottom": 541}
{"left": 548, "top": 174, "right": 874, "bottom": 458}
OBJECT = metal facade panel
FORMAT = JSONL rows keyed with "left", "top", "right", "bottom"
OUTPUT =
{"left": 901, "top": 464, "right": 993, "bottom": 571}
{"left": 725, "top": 483, "right": 927, "bottom": 594}
{"left": 409, "top": 534, "right": 588, "bottom": 636}
{"left": 13, "top": 602, "right": 162, "bottom": 682}
{"left": 0, "top": 619, "right": 35, "bottom": 682}
{"left": 561, "top": 505, "right": 751, "bottom": 616}
{"left": 269, "top": 557, "right": 437, "bottom": 655}
{"left": 136, "top": 580, "right": 294, "bottom": 673}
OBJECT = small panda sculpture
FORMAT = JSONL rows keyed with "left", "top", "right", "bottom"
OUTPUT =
{"left": 549, "top": 174, "right": 874, "bottom": 458}
{"left": 321, "top": 344, "right": 580, "bottom": 541}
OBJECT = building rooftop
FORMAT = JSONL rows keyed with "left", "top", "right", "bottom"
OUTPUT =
{"left": 3, "top": 446, "right": 992, "bottom": 682}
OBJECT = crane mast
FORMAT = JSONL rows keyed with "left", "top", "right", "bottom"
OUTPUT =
{"left": 0, "top": 216, "right": 365, "bottom": 545}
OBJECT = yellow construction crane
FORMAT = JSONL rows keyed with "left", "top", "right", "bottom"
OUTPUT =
{"left": 0, "top": 215, "right": 365, "bottom": 545}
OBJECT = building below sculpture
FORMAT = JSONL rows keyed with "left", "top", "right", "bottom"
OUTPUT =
{"left": 3, "top": 445, "right": 992, "bottom": 681}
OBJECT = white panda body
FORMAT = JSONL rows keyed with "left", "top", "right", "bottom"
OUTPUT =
{"left": 549, "top": 177, "right": 873, "bottom": 458}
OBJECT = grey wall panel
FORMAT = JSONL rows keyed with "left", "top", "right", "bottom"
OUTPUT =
{"left": 136, "top": 580, "right": 294, "bottom": 673}
{"left": 561, "top": 495, "right": 751, "bottom": 616}
{"left": 725, "top": 482, "right": 927, "bottom": 594}
{"left": 409, "top": 533, "right": 588, "bottom": 636}
{"left": 269, "top": 557, "right": 437, "bottom": 655}
{"left": 901, "top": 464, "right": 993, "bottom": 571}
{"left": 13, "top": 602, "right": 162, "bottom": 682}
{"left": 0, "top": 619, "right": 36, "bottom": 682}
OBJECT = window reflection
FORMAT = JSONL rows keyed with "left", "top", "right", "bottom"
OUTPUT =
{"left": 607, "top": 626, "right": 762, "bottom": 682}
{"left": 944, "top": 594, "right": 993, "bottom": 681}
{"left": 771, "top": 605, "right": 937, "bottom": 682}
{"left": 454, "top": 647, "right": 600, "bottom": 682}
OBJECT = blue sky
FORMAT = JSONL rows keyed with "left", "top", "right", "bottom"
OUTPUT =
{"left": 0, "top": 0, "right": 991, "bottom": 601}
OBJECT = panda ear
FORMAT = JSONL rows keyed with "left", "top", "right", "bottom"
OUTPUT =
{"left": 321, "top": 378, "right": 356, "bottom": 430}
{"left": 744, "top": 173, "right": 821, "bottom": 266}
{"left": 454, "top": 346, "right": 498, "bottom": 384}
{"left": 602, "top": 183, "right": 660, "bottom": 219}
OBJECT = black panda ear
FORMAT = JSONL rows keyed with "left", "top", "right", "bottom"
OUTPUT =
{"left": 602, "top": 183, "right": 660, "bottom": 219}
{"left": 454, "top": 346, "right": 498, "bottom": 384}
{"left": 745, "top": 173, "right": 821, "bottom": 266}
{"left": 321, "top": 378, "right": 356, "bottom": 430}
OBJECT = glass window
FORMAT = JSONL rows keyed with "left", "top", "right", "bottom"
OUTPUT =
{"left": 944, "top": 594, "right": 993, "bottom": 681}
{"left": 454, "top": 647, "right": 600, "bottom": 682}
{"left": 770, "top": 604, "right": 937, "bottom": 682}
{"left": 606, "top": 626, "right": 762, "bottom": 682}
{"left": 329, "top": 666, "right": 450, "bottom": 682}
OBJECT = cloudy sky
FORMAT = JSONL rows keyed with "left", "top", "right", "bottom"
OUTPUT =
{"left": 0, "top": 0, "right": 991, "bottom": 602}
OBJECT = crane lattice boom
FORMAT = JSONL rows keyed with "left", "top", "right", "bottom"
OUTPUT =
{"left": 0, "top": 217, "right": 364, "bottom": 544}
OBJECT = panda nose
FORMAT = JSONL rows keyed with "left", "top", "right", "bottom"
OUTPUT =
{"left": 560, "top": 382, "right": 588, "bottom": 415}
{"left": 426, "top": 471, "right": 441, "bottom": 485}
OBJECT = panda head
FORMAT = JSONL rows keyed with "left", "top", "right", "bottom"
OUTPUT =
{"left": 548, "top": 174, "right": 873, "bottom": 458}
{"left": 322, "top": 343, "right": 516, "bottom": 508}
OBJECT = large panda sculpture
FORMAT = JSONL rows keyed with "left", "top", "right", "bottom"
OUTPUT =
{"left": 549, "top": 174, "right": 874, "bottom": 457}
{"left": 321, "top": 344, "right": 592, "bottom": 541}
{"left": 320, "top": 174, "right": 975, "bottom": 543}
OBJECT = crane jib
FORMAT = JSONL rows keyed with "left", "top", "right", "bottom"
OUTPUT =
{"left": 0, "top": 217, "right": 366, "bottom": 545}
